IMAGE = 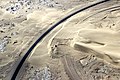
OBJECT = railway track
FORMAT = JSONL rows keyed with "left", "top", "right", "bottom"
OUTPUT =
{"left": 8, "top": 0, "right": 111, "bottom": 80}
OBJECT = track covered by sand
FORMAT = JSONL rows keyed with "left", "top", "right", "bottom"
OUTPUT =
{"left": 1, "top": 0, "right": 120, "bottom": 80}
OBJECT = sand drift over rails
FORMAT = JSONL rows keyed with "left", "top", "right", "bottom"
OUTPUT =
{"left": 10, "top": 0, "right": 110, "bottom": 80}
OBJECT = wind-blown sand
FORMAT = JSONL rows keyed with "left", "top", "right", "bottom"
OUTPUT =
{"left": 1, "top": 0, "right": 120, "bottom": 80}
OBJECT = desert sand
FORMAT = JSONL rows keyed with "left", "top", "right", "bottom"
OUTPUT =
{"left": 0, "top": 0, "right": 120, "bottom": 80}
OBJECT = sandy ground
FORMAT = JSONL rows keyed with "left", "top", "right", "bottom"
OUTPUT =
{"left": 1, "top": 0, "right": 120, "bottom": 80}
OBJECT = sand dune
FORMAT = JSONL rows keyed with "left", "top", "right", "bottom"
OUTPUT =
{"left": 73, "top": 28, "right": 120, "bottom": 62}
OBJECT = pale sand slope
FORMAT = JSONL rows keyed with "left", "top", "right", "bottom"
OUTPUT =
{"left": 73, "top": 29, "right": 120, "bottom": 61}
{"left": 71, "top": 8, "right": 120, "bottom": 64}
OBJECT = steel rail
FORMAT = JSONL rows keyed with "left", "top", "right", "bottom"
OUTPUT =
{"left": 11, "top": 0, "right": 110, "bottom": 80}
